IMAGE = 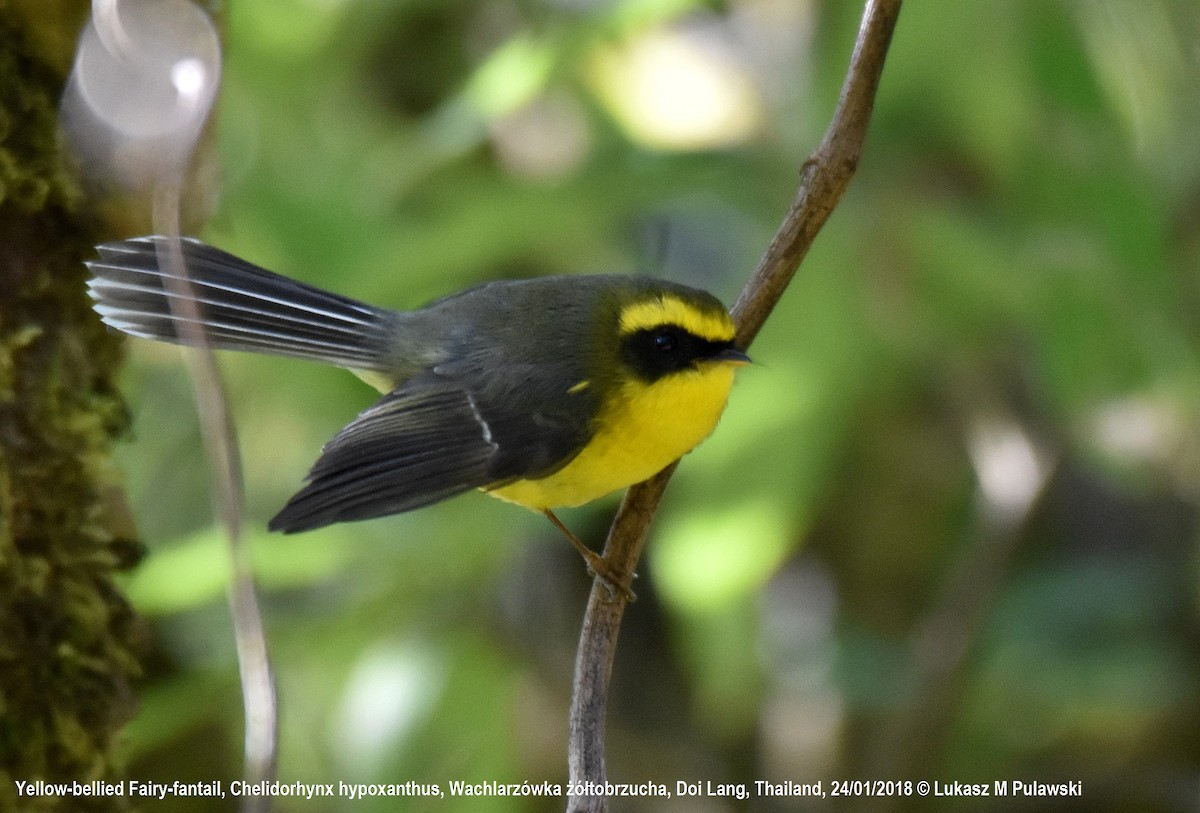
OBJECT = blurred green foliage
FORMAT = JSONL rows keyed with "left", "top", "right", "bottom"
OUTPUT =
{"left": 108, "top": 0, "right": 1200, "bottom": 810}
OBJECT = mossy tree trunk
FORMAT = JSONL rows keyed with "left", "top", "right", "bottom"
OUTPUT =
{"left": 1, "top": 5, "right": 146, "bottom": 810}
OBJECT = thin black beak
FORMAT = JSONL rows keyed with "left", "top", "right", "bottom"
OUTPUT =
{"left": 710, "top": 346, "right": 751, "bottom": 366}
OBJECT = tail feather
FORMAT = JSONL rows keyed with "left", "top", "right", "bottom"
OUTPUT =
{"left": 86, "top": 237, "right": 396, "bottom": 371}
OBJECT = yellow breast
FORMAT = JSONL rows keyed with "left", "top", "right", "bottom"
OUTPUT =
{"left": 487, "top": 363, "right": 737, "bottom": 510}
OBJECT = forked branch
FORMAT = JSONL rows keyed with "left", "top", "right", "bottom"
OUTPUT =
{"left": 566, "top": 0, "right": 904, "bottom": 809}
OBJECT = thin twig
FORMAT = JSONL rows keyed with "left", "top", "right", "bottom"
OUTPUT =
{"left": 154, "top": 183, "right": 279, "bottom": 810}
{"left": 139, "top": 21, "right": 279, "bottom": 800}
{"left": 565, "top": 0, "right": 904, "bottom": 809}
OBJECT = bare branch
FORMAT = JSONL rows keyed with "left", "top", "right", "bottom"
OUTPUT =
{"left": 566, "top": 0, "right": 904, "bottom": 809}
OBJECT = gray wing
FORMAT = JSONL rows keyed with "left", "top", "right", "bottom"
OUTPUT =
{"left": 269, "top": 370, "right": 596, "bottom": 532}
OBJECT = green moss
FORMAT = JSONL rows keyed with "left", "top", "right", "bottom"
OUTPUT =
{"left": 0, "top": 9, "right": 144, "bottom": 811}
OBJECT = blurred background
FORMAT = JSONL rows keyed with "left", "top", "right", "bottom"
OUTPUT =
{"left": 102, "top": 0, "right": 1200, "bottom": 810}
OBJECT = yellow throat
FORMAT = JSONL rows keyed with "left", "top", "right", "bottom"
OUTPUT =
{"left": 489, "top": 293, "right": 743, "bottom": 510}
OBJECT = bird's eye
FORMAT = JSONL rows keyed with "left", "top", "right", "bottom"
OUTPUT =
{"left": 621, "top": 324, "right": 698, "bottom": 381}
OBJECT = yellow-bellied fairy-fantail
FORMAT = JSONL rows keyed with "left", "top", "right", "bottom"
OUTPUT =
{"left": 86, "top": 237, "right": 748, "bottom": 587}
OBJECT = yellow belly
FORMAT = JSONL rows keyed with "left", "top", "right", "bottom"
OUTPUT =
{"left": 487, "top": 364, "right": 737, "bottom": 510}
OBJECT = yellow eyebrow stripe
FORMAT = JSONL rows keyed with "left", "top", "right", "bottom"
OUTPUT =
{"left": 618, "top": 295, "right": 735, "bottom": 342}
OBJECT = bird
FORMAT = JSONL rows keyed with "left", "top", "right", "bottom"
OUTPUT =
{"left": 86, "top": 236, "right": 748, "bottom": 592}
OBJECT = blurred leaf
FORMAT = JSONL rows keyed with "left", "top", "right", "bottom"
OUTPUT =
{"left": 654, "top": 500, "right": 790, "bottom": 612}
{"left": 123, "top": 527, "right": 353, "bottom": 615}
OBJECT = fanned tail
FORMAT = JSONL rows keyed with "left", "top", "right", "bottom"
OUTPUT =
{"left": 86, "top": 236, "right": 396, "bottom": 371}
